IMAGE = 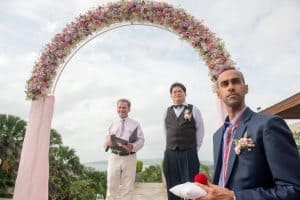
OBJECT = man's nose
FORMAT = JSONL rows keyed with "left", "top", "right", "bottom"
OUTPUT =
{"left": 227, "top": 82, "right": 235, "bottom": 91}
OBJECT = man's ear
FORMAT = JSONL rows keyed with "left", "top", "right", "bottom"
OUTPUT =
{"left": 244, "top": 84, "right": 248, "bottom": 95}
{"left": 216, "top": 88, "right": 221, "bottom": 99}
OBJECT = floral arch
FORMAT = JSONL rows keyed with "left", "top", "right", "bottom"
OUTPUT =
{"left": 14, "top": 1, "right": 234, "bottom": 199}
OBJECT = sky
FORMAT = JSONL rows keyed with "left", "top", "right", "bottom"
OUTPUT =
{"left": 0, "top": 0, "right": 299, "bottom": 163}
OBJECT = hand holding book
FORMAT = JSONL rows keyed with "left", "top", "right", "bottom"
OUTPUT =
{"left": 110, "top": 135, "right": 129, "bottom": 152}
{"left": 122, "top": 143, "right": 133, "bottom": 152}
{"left": 105, "top": 127, "right": 137, "bottom": 153}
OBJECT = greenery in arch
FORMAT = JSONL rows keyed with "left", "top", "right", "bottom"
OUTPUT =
{"left": 25, "top": 0, "right": 236, "bottom": 100}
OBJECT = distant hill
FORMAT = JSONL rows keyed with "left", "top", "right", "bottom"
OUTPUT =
{"left": 84, "top": 160, "right": 108, "bottom": 171}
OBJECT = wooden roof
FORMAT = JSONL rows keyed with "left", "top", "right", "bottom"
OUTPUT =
{"left": 260, "top": 92, "right": 300, "bottom": 119}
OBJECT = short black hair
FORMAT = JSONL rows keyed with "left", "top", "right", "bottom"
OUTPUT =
{"left": 170, "top": 82, "right": 186, "bottom": 94}
{"left": 217, "top": 67, "right": 245, "bottom": 84}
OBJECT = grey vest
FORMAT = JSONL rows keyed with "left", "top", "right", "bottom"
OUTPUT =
{"left": 165, "top": 104, "right": 197, "bottom": 150}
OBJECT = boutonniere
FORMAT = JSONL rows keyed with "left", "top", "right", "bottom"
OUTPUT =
{"left": 233, "top": 132, "right": 255, "bottom": 155}
{"left": 183, "top": 108, "right": 192, "bottom": 121}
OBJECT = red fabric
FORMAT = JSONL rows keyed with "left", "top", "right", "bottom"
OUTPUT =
{"left": 194, "top": 173, "right": 208, "bottom": 185}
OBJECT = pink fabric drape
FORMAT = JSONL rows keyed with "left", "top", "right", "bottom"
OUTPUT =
{"left": 13, "top": 96, "right": 55, "bottom": 200}
{"left": 216, "top": 96, "right": 227, "bottom": 125}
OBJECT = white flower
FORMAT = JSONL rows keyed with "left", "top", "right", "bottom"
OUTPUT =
{"left": 233, "top": 132, "right": 255, "bottom": 155}
{"left": 183, "top": 109, "right": 192, "bottom": 121}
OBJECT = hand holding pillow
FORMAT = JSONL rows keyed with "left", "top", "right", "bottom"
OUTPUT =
{"left": 169, "top": 173, "right": 208, "bottom": 199}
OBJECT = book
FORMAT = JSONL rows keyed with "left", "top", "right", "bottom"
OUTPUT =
{"left": 111, "top": 134, "right": 128, "bottom": 145}
{"left": 129, "top": 127, "right": 138, "bottom": 143}
{"left": 110, "top": 135, "right": 128, "bottom": 152}
{"left": 106, "top": 127, "right": 138, "bottom": 153}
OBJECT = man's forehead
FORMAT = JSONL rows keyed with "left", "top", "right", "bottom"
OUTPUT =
{"left": 172, "top": 86, "right": 184, "bottom": 91}
{"left": 118, "top": 102, "right": 128, "bottom": 106}
{"left": 218, "top": 70, "right": 242, "bottom": 81}
{"left": 173, "top": 87, "right": 182, "bottom": 90}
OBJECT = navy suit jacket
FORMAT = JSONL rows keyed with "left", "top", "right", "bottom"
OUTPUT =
{"left": 213, "top": 107, "right": 300, "bottom": 200}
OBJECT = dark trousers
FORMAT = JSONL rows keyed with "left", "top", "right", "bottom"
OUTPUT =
{"left": 163, "top": 147, "right": 200, "bottom": 200}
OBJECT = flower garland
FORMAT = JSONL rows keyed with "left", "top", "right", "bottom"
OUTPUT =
{"left": 25, "top": 0, "right": 235, "bottom": 100}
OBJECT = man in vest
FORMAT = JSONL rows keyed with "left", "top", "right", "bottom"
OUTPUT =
{"left": 163, "top": 82, "right": 205, "bottom": 200}
{"left": 104, "top": 98, "right": 145, "bottom": 200}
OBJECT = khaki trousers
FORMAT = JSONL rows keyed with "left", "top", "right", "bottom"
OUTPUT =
{"left": 106, "top": 153, "right": 137, "bottom": 200}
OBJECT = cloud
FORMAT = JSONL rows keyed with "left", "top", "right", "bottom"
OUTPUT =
{"left": 0, "top": 53, "right": 9, "bottom": 66}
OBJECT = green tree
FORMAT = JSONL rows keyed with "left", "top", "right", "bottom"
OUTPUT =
{"left": 48, "top": 139, "right": 108, "bottom": 199}
{"left": 0, "top": 114, "right": 26, "bottom": 197}
{"left": 199, "top": 163, "right": 213, "bottom": 181}
{"left": 0, "top": 113, "right": 108, "bottom": 199}
{"left": 50, "top": 129, "right": 63, "bottom": 146}
{"left": 49, "top": 145, "right": 83, "bottom": 199}
{"left": 135, "top": 160, "right": 144, "bottom": 182}
{"left": 83, "top": 168, "right": 107, "bottom": 198}
{"left": 69, "top": 179, "right": 96, "bottom": 200}
{"left": 138, "top": 165, "right": 162, "bottom": 182}
{"left": 136, "top": 160, "right": 143, "bottom": 173}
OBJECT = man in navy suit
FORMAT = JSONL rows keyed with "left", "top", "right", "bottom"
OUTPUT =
{"left": 198, "top": 68, "right": 300, "bottom": 200}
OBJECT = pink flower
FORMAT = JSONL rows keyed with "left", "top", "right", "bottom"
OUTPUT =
{"left": 234, "top": 132, "right": 255, "bottom": 155}
{"left": 25, "top": 0, "right": 236, "bottom": 100}
{"left": 207, "top": 43, "right": 215, "bottom": 50}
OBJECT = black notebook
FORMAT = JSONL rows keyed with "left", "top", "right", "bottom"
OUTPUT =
{"left": 110, "top": 135, "right": 128, "bottom": 152}
{"left": 110, "top": 127, "right": 138, "bottom": 153}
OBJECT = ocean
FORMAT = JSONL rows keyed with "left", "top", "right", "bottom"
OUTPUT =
{"left": 84, "top": 159, "right": 213, "bottom": 172}
{"left": 84, "top": 158, "right": 163, "bottom": 171}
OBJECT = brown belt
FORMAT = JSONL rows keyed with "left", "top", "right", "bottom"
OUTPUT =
{"left": 111, "top": 150, "right": 136, "bottom": 156}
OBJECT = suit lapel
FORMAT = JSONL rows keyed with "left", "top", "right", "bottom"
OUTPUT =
{"left": 224, "top": 108, "right": 253, "bottom": 186}
{"left": 213, "top": 127, "right": 225, "bottom": 184}
{"left": 224, "top": 122, "right": 247, "bottom": 186}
